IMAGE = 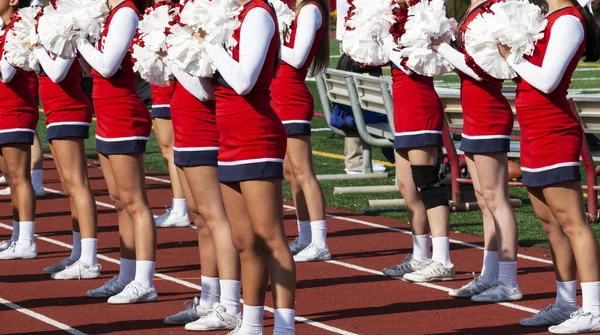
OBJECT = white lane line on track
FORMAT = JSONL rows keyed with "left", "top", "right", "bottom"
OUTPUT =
{"left": 37, "top": 186, "right": 539, "bottom": 317}
{"left": 28, "top": 189, "right": 358, "bottom": 335}
{"left": 0, "top": 297, "right": 87, "bottom": 335}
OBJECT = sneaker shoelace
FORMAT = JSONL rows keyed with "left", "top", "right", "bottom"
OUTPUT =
{"left": 569, "top": 309, "right": 591, "bottom": 320}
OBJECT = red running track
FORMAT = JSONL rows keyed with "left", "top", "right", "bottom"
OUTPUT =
{"left": 0, "top": 155, "right": 579, "bottom": 334}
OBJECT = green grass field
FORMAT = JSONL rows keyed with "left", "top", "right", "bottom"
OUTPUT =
{"left": 34, "top": 39, "right": 600, "bottom": 251}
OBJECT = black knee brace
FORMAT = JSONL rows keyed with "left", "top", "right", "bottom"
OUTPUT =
{"left": 411, "top": 165, "right": 448, "bottom": 210}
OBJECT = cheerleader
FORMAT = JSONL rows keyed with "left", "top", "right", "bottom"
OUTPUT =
{"left": 201, "top": 0, "right": 296, "bottom": 333}
{"left": 497, "top": 0, "right": 600, "bottom": 331}
{"left": 150, "top": 81, "right": 191, "bottom": 228}
{"left": 76, "top": 0, "right": 158, "bottom": 304}
{"left": 429, "top": 0, "right": 521, "bottom": 302}
{"left": 271, "top": 0, "right": 330, "bottom": 262}
{"left": 27, "top": 5, "right": 101, "bottom": 279}
{"left": 160, "top": 62, "right": 242, "bottom": 332}
{"left": 0, "top": 0, "right": 40, "bottom": 260}
{"left": 376, "top": 0, "right": 455, "bottom": 283}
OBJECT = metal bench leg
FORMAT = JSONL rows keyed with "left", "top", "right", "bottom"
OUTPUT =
{"left": 361, "top": 144, "right": 373, "bottom": 173}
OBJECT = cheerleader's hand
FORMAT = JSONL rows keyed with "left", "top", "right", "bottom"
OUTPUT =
{"left": 497, "top": 43, "right": 512, "bottom": 59}
{"left": 193, "top": 29, "right": 207, "bottom": 43}
{"left": 25, "top": 41, "right": 38, "bottom": 52}
{"left": 429, "top": 37, "right": 444, "bottom": 52}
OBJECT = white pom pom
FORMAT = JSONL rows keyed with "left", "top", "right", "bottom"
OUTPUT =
{"left": 487, "top": 0, "right": 547, "bottom": 62}
{"left": 4, "top": 7, "right": 42, "bottom": 72}
{"left": 464, "top": 12, "right": 515, "bottom": 80}
{"left": 180, "top": 0, "right": 242, "bottom": 48}
{"left": 342, "top": 0, "right": 398, "bottom": 66}
{"left": 166, "top": 24, "right": 215, "bottom": 77}
{"left": 54, "top": 0, "right": 109, "bottom": 44}
{"left": 132, "top": 3, "right": 182, "bottom": 86}
{"left": 399, "top": 0, "right": 456, "bottom": 76}
{"left": 132, "top": 44, "right": 172, "bottom": 87}
{"left": 269, "top": 0, "right": 294, "bottom": 39}
{"left": 37, "top": 6, "right": 78, "bottom": 59}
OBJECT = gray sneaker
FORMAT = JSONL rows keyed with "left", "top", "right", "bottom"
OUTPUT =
{"left": 449, "top": 275, "right": 493, "bottom": 298}
{"left": 403, "top": 260, "right": 455, "bottom": 282}
{"left": 43, "top": 257, "right": 76, "bottom": 275}
{"left": 383, "top": 254, "right": 432, "bottom": 278}
{"left": 164, "top": 297, "right": 212, "bottom": 325}
{"left": 471, "top": 282, "right": 523, "bottom": 302}
{"left": 521, "top": 303, "right": 579, "bottom": 327}
{"left": 289, "top": 238, "right": 309, "bottom": 256}
{"left": 86, "top": 276, "right": 126, "bottom": 298}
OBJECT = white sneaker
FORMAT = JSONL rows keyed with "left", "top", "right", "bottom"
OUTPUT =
{"left": 403, "top": 261, "right": 455, "bottom": 282}
{"left": 471, "top": 282, "right": 523, "bottom": 302}
{"left": 521, "top": 304, "right": 579, "bottom": 327}
{"left": 51, "top": 260, "right": 101, "bottom": 280}
{"left": 293, "top": 243, "right": 331, "bottom": 262}
{"left": 0, "top": 242, "right": 37, "bottom": 260}
{"left": 164, "top": 297, "right": 212, "bottom": 324}
{"left": 185, "top": 303, "right": 240, "bottom": 331}
{"left": 0, "top": 240, "right": 15, "bottom": 252}
{"left": 345, "top": 162, "right": 387, "bottom": 174}
{"left": 0, "top": 186, "right": 45, "bottom": 197}
{"left": 228, "top": 319, "right": 263, "bottom": 335}
{"left": 449, "top": 275, "right": 493, "bottom": 298}
{"left": 107, "top": 281, "right": 158, "bottom": 304}
{"left": 154, "top": 208, "right": 190, "bottom": 228}
{"left": 0, "top": 186, "right": 10, "bottom": 196}
{"left": 289, "top": 238, "right": 309, "bottom": 256}
{"left": 549, "top": 309, "right": 600, "bottom": 334}
{"left": 382, "top": 254, "right": 432, "bottom": 278}
{"left": 43, "top": 257, "right": 75, "bottom": 274}
{"left": 86, "top": 276, "right": 126, "bottom": 298}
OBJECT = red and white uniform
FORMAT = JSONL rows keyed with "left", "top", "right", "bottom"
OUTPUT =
{"left": 76, "top": 0, "right": 151, "bottom": 155}
{"left": 150, "top": 83, "right": 174, "bottom": 119}
{"left": 206, "top": 0, "right": 286, "bottom": 182}
{"left": 170, "top": 65, "right": 219, "bottom": 167}
{"left": 271, "top": 2, "right": 325, "bottom": 136}
{"left": 0, "top": 20, "right": 39, "bottom": 146}
{"left": 382, "top": 34, "right": 444, "bottom": 149}
{"left": 33, "top": 48, "right": 93, "bottom": 140}
{"left": 508, "top": 7, "right": 585, "bottom": 187}
{"left": 437, "top": 1, "right": 513, "bottom": 154}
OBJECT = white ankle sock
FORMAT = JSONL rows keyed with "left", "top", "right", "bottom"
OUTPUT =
{"left": 79, "top": 238, "right": 97, "bottom": 265}
{"left": 172, "top": 198, "right": 187, "bottom": 215}
{"left": 134, "top": 260, "right": 155, "bottom": 288}
{"left": 273, "top": 308, "right": 295, "bottom": 335}
{"left": 497, "top": 261, "right": 518, "bottom": 288}
{"left": 219, "top": 279, "right": 241, "bottom": 314}
{"left": 310, "top": 220, "right": 327, "bottom": 248}
{"left": 556, "top": 280, "right": 578, "bottom": 308}
{"left": 10, "top": 220, "right": 19, "bottom": 241}
{"left": 70, "top": 232, "right": 81, "bottom": 261}
{"left": 432, "top": 237, "right": 451, "bottom": 267}
{"left": 240, "top": 305, "right": 264, "bottom": 334}
{"left": 118, "top": 258, "right": 136, "bottom": 286}
{"left": 581, "top": 282, "right": 600, "bottom": 316}
{"left": 480, "top": 250, "right": 499, "bottom": 285}
{"left": 297, "top": 220, "right": 311, "bottom": 245}
{"left": 31, "top": 169, "right": 43, "bottom": 190}
{"left": 200, "top": 276, "right": 221, "bottom": 309}
{"left": 17, "top": 221, "right": 35, "bottom": 247}
{"left": 412, "top": 234, "right": 431, "bottom": 260}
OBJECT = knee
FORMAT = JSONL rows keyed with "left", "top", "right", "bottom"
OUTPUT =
{"left": 292, "top": 167, "right": 313, "bottom": 187}
{"left": 411, "top": 165, "right": 448, "bottom": 210}
{"left": 231, "top": 231, "right": 256, "bottom": 254}
{"left": 253, "top": 225, "right": 286, "bottom": 253}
